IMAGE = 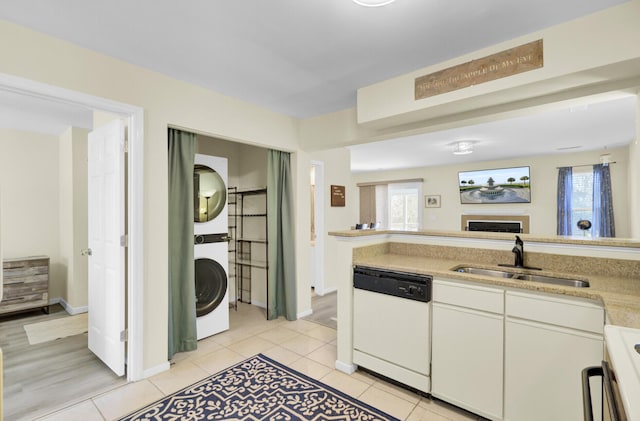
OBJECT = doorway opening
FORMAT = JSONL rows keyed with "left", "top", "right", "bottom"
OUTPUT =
{"left": 304, "top": 161, "right": 336, "bottom": 330}
{"left": 0, "top": 75, "right": 144, "bottom": 386}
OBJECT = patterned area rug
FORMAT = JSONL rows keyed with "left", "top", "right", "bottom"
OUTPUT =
{"left": 118, "top": 354, "right": 398, "bottom": 420}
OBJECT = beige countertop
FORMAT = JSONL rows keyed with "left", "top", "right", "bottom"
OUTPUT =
{"left": 331, "top": 229, "right": 640, "bottom": 248}
{"left": 354, "top": 252, "right": 640, "bottom": 329}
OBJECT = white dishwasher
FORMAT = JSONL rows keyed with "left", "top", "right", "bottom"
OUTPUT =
{"left": 352, "top": 265, "right": 432, "bottom": 394}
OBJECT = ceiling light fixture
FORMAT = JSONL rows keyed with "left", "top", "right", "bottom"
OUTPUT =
{"left": 353, "top": 0, "right": 396, "bottom": 7}
{"left": 453, "top": 141, "right": 474, "bottom": 155}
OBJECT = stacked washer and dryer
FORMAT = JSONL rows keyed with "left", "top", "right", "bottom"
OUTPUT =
{"left": 193, "top": 154, "right": 230, "bottom": 340}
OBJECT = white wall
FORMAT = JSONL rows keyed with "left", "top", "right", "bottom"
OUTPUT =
{"left": 58, "top": 127, "right": 89, "bottom": 310}
{"left": 0, "top": 129, "right": 62, "bottom": 296}
{"left": 353, "top": 147, "right": 630, "bottom": 237}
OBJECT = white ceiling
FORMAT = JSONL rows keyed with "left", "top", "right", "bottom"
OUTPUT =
{"left": 349, "top": 95, "right": 638, "bottom": 172}
{"left": 0, "top": 0, "right": 635, "bottom": 168}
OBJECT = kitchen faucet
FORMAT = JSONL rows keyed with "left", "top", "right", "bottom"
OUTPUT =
{"left": 499, "top": 235, "right": 541, "bottom": 270}
{"left": 512, "top": 235, "right": 524, "bottom": 268}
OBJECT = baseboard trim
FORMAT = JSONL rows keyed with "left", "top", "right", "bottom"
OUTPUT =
{"left": 335, "top": 360, "right": 357, "bottom": 374}
{"left": 50, "top": 297, "right": 88, "bottom": 315}
{"left": 143, "top": 361, "right": 170, "bottom": 379}
{"left": 297, "top": 308, "right": 313, "bottom": 319}
{"left": 317, "top": 287, "right": 337, "bottom": 296}
{"left": 251, "top": 300, "right": 267, "bottom": 309}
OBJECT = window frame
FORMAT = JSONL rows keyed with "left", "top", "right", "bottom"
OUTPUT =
{"left": 387, "top": 181, "right": 423, "bottom": 231}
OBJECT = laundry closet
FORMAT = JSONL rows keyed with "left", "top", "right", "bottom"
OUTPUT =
{"left": 194, "top": 134, "right": 269, "bottom": 339}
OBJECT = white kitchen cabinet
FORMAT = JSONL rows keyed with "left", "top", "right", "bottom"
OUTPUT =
{"left": 504, "top": 291, "right": 604, "bottom": 421}
{"left": 431, "top": 279, "right": 504, "bottom": 420}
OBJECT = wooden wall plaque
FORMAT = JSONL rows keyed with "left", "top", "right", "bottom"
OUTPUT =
{"left": 415, "top": 39, "right": 543, "bottom": 100}
{"left": 331, "top": 185, "right": 345, "bottom": 207}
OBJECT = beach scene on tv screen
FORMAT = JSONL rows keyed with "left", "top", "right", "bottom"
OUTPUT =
{"left": 459, "top": 167, "right": 531, "bottom": 204}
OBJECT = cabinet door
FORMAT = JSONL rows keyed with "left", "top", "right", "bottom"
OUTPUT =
{"left": 432, "top": 302, "right": 504, "bottom": 420}
{"left": 505, "top": 318, "right": 603, "bottom": 421}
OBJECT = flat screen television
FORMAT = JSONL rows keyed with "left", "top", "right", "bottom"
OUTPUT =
{"left": 458, "top": 166, "right": 531, "bottom": 204}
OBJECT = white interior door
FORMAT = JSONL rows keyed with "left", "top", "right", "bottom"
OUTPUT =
{"left": 87, "top": 119, "right": 125, "bottom": 376}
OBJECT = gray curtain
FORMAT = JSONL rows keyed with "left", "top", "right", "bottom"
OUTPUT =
{"left": 557, "top": 167, "right": 573, "bottom": 236}
{"left": 267, "top": 150, "right": 297, "bottom": 321}
{"left": 592, "top": 164, "right": 615, "bottom": 237}
{"left": 168, "top": 128, "right": 197, "bottom": 359}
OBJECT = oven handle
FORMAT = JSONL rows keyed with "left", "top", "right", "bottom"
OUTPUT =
{"left": 582, "top": 361, "right": 621, "bottom": 421}
{"left": 582, "top": 365, "right": 602, "bottom": 421}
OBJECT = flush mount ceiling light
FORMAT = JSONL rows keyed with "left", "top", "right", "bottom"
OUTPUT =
{"left": 453, "top": 141, "right": 474, "bottom": 155}
{"left": 353, "top": 0, "right": 396, "bottom": 7}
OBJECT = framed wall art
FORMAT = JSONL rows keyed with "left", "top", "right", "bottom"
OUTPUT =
{"left": 425, "top": 195, "right": 441, "bottom": 208}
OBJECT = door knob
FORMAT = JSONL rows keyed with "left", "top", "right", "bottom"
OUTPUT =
{"left": 81, "top": 248, "right": 93, "bottom": 256}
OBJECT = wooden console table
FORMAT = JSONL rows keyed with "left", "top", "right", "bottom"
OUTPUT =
{"left": 1, "top": 256, "right": 50, "bottom": 316}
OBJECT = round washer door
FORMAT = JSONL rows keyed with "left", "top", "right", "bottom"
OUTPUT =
{"left": 193, "top": 164, "right": 227, "bottom": 223}
{"left": 194, "top": 258, "right": 227, "bottom": 317}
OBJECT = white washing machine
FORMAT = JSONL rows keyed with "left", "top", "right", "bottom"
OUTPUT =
{"left": 194, "top": 236, "right": 229, "bottom": 339}
{"left": 193, "top": 154, "right": 229, "bottom": 339}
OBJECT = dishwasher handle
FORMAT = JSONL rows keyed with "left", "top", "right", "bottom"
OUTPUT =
{"left": 582, "top": 362, "right": 621, "bottom": 421}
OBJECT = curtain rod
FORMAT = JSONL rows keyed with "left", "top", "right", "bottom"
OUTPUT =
{"left": 556, "top": 162, "right": 617, "bottom": 169}
{"left": 357, "top": 178, "right": 424, "bottom": 187}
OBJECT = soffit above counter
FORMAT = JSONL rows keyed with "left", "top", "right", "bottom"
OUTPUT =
{"left": 356, "top": 0, "right": 640, "bottom": 130}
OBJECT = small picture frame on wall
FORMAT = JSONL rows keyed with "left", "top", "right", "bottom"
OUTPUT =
{"left": 331, "top": 185, "right": 346, "bottom": 207}
{"left": 425, "top": 194, "right": 441, "bottom": 208}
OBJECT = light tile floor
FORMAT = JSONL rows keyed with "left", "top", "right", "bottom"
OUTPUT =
{"left": 35, "top": 303, "right": 479, "bottom": 421}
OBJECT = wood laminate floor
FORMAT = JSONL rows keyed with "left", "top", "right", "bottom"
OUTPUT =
{"left": 304, "top": 290, "right": 337, "bottom": 329}
{"left": 1, "top": 305, "right": 126, "bottom": 421}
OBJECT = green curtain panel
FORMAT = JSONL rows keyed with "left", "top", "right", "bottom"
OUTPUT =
{"left": 267, "top": 150, "right": 297, "bottom": 321}
{"left": 167, "top": 128, "right": 197, "bottom": 359}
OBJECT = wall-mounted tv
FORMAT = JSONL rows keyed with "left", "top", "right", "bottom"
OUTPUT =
{"left": 458, "top": 166, "right": 531, "bottom": 204}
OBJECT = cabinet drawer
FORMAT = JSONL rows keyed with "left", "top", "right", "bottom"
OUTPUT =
{"left": 4, "top": 273, "right": 48, "bottom": 285}
{"left": 0, "top": 295, "right": 48, "bottom": 314}
{"left": 1, "top": 256, "right": 50, "bottom": 316}
{"left": 3, "top": 257, "right": 49, "bottom": 270}
{"left": 3, "top": 279, "right": 48, "bottom": 299}
{"left": 506, "top": 291, "right": 603, "bottom": 334}
{"left": 433, "top": 279, "right": 504, "bottom": 314}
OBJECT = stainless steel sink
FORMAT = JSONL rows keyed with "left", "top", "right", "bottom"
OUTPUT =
{"left": 452, "top": 266, "right": 589, "bottom": 288}
{"left": 512, "top": 273, "right": 589, "bottom": 288}
{"left": 453, "top": 267, "right": 517, "bottom": 279}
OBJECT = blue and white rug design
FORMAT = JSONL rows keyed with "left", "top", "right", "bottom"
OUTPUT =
{"left": 118, "top": 353, "right": 398, "bottom": 420}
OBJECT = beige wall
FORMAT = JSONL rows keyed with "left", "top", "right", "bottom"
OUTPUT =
{"left": 631, "top": 95, "right": 640, "bottom": 238}
{"left": 301, "top": 0, "right": 640, "bottom": 150}
{"left": 358, "top": 1, "right": 640, "bottom": 127}
{"left": 3, "top": 0, "right": 640, "bottom": 374}
{"left": 353, "top": 147, "right": 630, "bottom": 237}
{"left": 58, "top": 127, "right": 90, "bottom": 310}
{"left": 0, "top": 19, "right": 301, "bottom": 372}
{"left": 309, "top": 148, "right": 357, "bottom": 293}
{"left": 0, "top": 129, "right": 62, "bottom": 296}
